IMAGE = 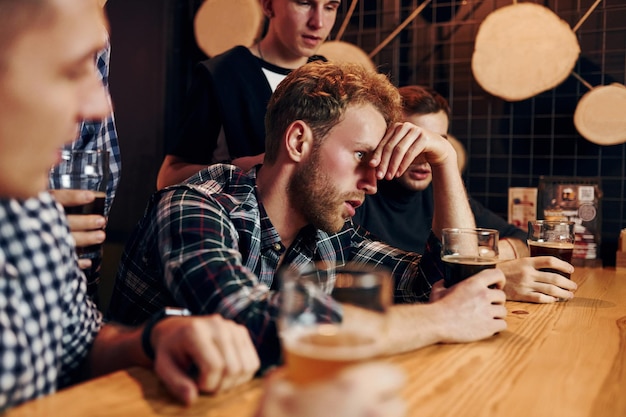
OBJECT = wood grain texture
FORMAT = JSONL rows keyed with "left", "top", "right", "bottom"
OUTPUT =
{"left": 7, "top": 267, "right": 626, "bottom": 417}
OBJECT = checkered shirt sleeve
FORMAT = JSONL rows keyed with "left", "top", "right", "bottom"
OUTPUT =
{"left": 64, "top": 40, "right": 121, "bottom": 217}
{"left": 0, "top": 194, "right": 103, "bottom": 411}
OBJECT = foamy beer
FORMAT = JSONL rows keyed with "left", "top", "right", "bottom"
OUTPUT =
{"left": 49, "top": 149, "right": 109, "bottom": 299}
{"left": 279, "top": 262, "right": 391, "bottom": 385}
{"left": 527, "top": 220, "right": 575, "bottom": 278}
{"left": 441, "top": 228, "right": 499, "bottom": 287}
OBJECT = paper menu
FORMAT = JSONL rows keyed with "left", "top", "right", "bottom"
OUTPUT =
{"left": 508, "top": 187, "right": 537, "bottom": 232}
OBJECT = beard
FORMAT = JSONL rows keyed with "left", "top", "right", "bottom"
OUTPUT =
{"left": 287, "top": 150, "right": 350, "bottom": 234}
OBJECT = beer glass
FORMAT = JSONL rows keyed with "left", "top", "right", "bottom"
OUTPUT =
{"left": 527, "top": 220, "right": 575, "bottom": 278}
{"left": 441, "top": 228, "right": 499, "bottom": 287}
{"left": 279, "top": 262, "right": 391, "bottom": 385}
{"left": 49, "top": 149, "right": 109, "bottom": 299}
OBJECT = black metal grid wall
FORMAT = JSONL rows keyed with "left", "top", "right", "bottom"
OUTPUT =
{"left": 334, "top": 0, "right": 626, "bottom": 264}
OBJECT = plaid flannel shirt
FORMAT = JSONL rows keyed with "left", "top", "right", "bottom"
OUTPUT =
{"left": 108, "top": 165, "right": 443, "bottom": 368}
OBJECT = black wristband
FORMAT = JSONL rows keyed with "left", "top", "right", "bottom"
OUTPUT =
{"left": 141, "top": 307, "right": 192, "bottom": 361}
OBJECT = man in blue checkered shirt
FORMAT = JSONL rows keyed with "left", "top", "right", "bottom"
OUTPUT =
{"left": 63, "top": 41, "right": 122, "bottom": 219}
{"left": 0, "top": 0, "right": 259, "bottom": 411}
{"left": 108, "top": 61, "right": 508, "bottom": 370}
{"left": 45, "top": 1, "right": 120, "bottom": 306}
{"left": 49, "top": 40, "right": 121, "bottom": 304}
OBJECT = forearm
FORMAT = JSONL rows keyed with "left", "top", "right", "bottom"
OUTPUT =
{"left": 430, "top": 160, "right": 475, "bottom": 239}
{"left": 498, "top": 237, "right": 529, "bottom": 260}
{"left": 231, "top": 154, "right": 264, "bottom": 171}
{"left": 157, "top": 156, "right": 207, "bottom": 189}
{"left": 90, "top": 317, "right": 261, "bottom": 405}
{"left": 342, "top": 302, "right": 443, "bottom": 356}
{"left": 381, "top": 271, "right": 508, "bottom": 354}
{"left": 88, "top": 323, "right": 150, "bottom": 377}
{"left": 382, "top": 304, "right": 445, "bottom": 355}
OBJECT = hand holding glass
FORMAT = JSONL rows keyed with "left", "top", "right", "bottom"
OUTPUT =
{"left": 49, "top": 149, "right": 109, "bottom": 294}
{"left": 527, "top": 220, "right": 575, "bottom": 278}
{"left": 279, "top": 262, "right": 392, "bottom": 385}
{"left": 441, "top": 228, "right": 499, "bottom": 287}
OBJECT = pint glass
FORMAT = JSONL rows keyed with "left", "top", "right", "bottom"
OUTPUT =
{"left": 279, "top": 262, "right": 391, "bottom": 385}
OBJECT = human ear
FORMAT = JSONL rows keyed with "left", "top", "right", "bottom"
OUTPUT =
{"left": 261, "top": 0, "right": 274, "bottom": 18}
{"left": 285, "top": 121, "right": 312, "bottom": 162}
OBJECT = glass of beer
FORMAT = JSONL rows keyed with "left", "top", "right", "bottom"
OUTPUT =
{"left": 441, "top": 228, "right": 499, "bottom": 287}
{"left": 49, "top": 149, "right": 109, "bottom": 299}
{"left": 527, "top": 220, "right": 575, "bottom": 278}
{"left": 279, "top": 262, "right": 391, "bottom": 385}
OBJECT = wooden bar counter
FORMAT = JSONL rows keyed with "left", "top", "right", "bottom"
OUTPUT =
{"left": 7, "top": 267, "right": 626, "bottom": 417}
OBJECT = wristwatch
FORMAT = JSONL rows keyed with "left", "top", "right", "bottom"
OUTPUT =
{"left": 141, "top": 307, "right": 192, "bottom": 361}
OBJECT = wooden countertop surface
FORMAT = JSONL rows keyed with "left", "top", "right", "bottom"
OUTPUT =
{"left": 8, "top": 267, "right": 626, "bottom": 417}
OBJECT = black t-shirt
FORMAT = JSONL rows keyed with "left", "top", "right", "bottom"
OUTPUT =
{"left": 354, "top": 181, "right": 527, "bottom": 253}
{"left": 169, "top": 46, "right": 326, "bottom": 164}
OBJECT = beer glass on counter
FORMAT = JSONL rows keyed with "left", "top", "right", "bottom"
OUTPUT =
{"left": 441, "top": 228, "right": 499, "bottom": 287}
{"left": 49, "top": 149, "right": 109, "bottom": 299}
{"left": 527, "top": 220, "right": 575, "bottom": 278}
{"left": 279, "top": 262, "right": 392, "bottom": 385}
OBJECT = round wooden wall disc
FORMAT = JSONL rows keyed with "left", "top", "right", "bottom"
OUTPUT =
{"left": 472, "top": 3, "right": 580, "bottom": 102}
{"left": 574, "top": 83, "right": 626, "bottom": 146}
{"left": 317, "top": 41, "right": 377, "bottom": 72}
{"left": 194, "top": 0, "right": 264, "bottom": 57}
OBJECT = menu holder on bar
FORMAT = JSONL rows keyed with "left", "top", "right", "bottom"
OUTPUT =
{"left": 538, "top": 176, "right": 603, "bottom": 267}
{"left": 508, "top": 187, "right": 538, "bottom": 232}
